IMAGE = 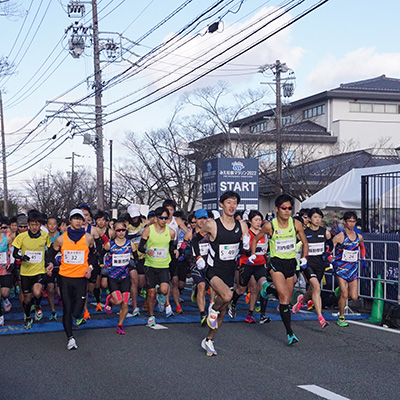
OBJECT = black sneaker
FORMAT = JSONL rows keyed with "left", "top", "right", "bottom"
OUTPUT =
{"left": 227, "top": 302, "right": 236, "bottom": 319}
{"left": 260, "top": 314, "right": 271, "bottom": 324}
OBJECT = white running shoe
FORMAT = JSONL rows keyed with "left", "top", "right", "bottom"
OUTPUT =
{"left": 0, "top": 315, "right": 4, "bottom": 326}
{"left": 165, "top": 304, "right": 174, "bottom": 318}
{"left": 67, "top": 337, "right": 78, "bottom": 350}
{"left": 201, "top": 338, "right": 217, "bottom": 356}
{"left": 207, "top": 305, "right": 219, "bottom": 329}
{"left": 2, "top": 298, "right": 11, "bottom": 312}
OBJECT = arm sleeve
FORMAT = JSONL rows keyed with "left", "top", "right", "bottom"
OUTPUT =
{"left": 88, "top": 246, "right": 97, "bottom": 266}
{"left": 13, "top": 246, "right": 22, "bottom": 260}
{"left": 138, "top": 237, "right": 147, "bottom": 254}
{"left": 169, "top": 240, "right": 176, "bottom": 260}
{"left": 360, "top": 241, "right": 366, "bottom": 258}
{"left": 191, "top": 231, "right": 204, "bottom": 259}
{"left": 46, "top": 245, "right": 58, "bottom": 265}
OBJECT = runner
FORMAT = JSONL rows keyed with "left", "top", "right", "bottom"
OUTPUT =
{"left": 332, "top": 211, "right": 365, "bottom": 327}
{"left": 192, "top": 191, "right": 248, "bottom": 356}
{"left": 249, "top": 194, "right": 309, "bottom": 345}
{"left": 228, "top": 210, "right": 270, "bottom": 324}
{"left": 292, "top": 208, "right": 332, "bottom": 328}
{"left": 138, "top": 207, "right": 177, "bottom": 326}
{"left": 163, "top": 199, "right": 188, "bottom": 315}
{"left": 12, "top": 210, "right": 52, "bottom": 329}
{"left": 103, "top": 219, "right": 134, "bottom": 334}
{"left": 0, "top": 221, "right": 13, "bottom": 326}
{"left": 47, "top": 209, "right": 95, "bottom": 350}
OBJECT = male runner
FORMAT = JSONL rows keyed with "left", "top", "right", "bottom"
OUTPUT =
{"left": 139, "top": 207, "right": 177, "bottom": 326}
{"left": 332, "top": 211, "right": 365, "bottom": 327}
{"left": 250, "top": 194, "right": 308, "bottom": 345}
{"left": 192, "top": 191, "right": 248, "bottom": 356}
{"left": 47, "top": 209, "right": 95, "bottom": 350}
{"left": 12, "top": 210, "right": 52, "bottom": 329}
{"left": 292, "top": 208, "right": 332, "bottom": 328}
{"left": 0, "top": 225, "right": 13, "bottom": 326}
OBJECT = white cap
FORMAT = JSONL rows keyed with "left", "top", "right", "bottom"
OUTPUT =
{"left": 127, "top": 204, "right": 141, "bottom": 218}
{"left": 69, "top": 208, "right": 85, "bottom": 219}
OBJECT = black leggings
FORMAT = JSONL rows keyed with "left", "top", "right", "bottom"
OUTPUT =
{"left": 58, "top": 275, "right": 87, "bottom": 338}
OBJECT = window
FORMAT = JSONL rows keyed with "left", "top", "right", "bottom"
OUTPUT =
{"left": 360, "top": 103, "right": 372, "bottom": 112}
{"left": 349, "top": 102, "right": 399, "bottom": 114}
{"left": 385, "top": 104, "right": 397, "bottom": 113}
{"left": 303, "top": 104, "right": 325, "bottom": 119}
{"left": 257, "top": 150, "right": 295, "bottom": 163}
{"left": 373, "top": 104, "right": 385, "bottom": 113}
{"left": 250, "top": 121, "right": 267, "bottom": 133}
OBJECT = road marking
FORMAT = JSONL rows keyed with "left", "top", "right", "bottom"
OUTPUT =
{"left": 148, "top": 324, "right": 168, "bottom": 330}
{"left": 347, "top": 320, "right": 400, "bottom": 334}
{"left": 298, "top": 385, "right": 350, "bottom": 399}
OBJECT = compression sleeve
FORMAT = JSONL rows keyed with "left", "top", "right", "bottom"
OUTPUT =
{"left": 88, "top": 246, "right": 97, "bottom": 266}
{"left": 326, "top": 237, "right": 334, "bottom": 252}
{"left": 138, "top": 237, "right": 147, "bottom": 254}
{"left": 191, "top": 231, "right": 204, "bottom": 259}
{"left": 360, "top": 241, "right": 366, "bottom": 258}
{"left": 12, "top": 246, "right": 22, "bottom": 260}
{"left": 46, "top": 245, "right": 58, "bottom": 265}
{"left": 169, "top": 240, "right": 176, "bottom": 260}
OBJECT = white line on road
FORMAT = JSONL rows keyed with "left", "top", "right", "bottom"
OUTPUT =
{"left": 148, "top": 324, "right": 168, "bottom": 330}
{"left": 347, "top": 320, "right": 400, "bottom": 334}
{"left": 298, "top": 385, "right": 350, "bottom": 399}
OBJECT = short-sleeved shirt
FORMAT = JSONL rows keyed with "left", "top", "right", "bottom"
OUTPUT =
{"left": 12, "top": 231, "right": 52, "bottom": 276}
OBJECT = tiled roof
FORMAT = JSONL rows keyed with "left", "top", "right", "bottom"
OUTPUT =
{"left": 334, "top": 75, "right": 400, "bottom": 93}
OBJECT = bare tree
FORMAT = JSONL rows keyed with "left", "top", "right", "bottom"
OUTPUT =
{"left": 0, "top": 1, "right": 24, "bottom": 18}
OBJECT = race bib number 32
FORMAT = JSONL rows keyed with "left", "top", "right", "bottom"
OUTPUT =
{"left": 63, "top": 250, "right": 85, "bottom": 265}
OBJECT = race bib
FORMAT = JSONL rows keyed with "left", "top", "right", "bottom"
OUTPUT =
{"left": 151, "top": 247, "right": 168, "bottom": 259}
{"left": 342, "top": 249, "right": 358, "bottom": 262}
{"left": 112, "top": 253, "right": 130, "bottom": 266}
{"left": 25, "top": 250, "right": 43, "bottom": 264}
{"left": 255, "top": 242, "right": 267, "bottom": 255}
{"left": 0, "top": 252, "right": 7, "bottom": 264}
{"left": 308, "top": 242, "right": 325, "bottom": 256}
{"left": 63, "top": 250, "right": 85, "bottom": 265}
{"left": 199, "top": 243, "right": 209, "bottom": 257}
{"left": 219, "top": 243, "right": 239, "bottom": 261}
{"left": 275, "top": 238, "right": 295, "bottom": 253}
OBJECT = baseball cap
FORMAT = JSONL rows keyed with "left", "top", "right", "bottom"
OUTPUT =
{"left": 194, "top": 209, "right": 208, "bottom": 219}
{"left": 17, "top": 215, "right": 28, "bottom": 226}
{"left": 69, "top": 209, "right": 85, "bottom": 219}
{"left": 127, "top": 204, "right": 141, "bottom": 218}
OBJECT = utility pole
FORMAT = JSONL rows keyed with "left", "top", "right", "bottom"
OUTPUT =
{"left": 109, "top": 139, "right": 112, "bottom": 213}
{"left": 0, "top": 90, "right": 8, "bottom": 216}
{"left": 92, "top": 0, "right": 105, "bottom": 210}
{"left": 275, "top": 60, "right": 283, "bottom": 194}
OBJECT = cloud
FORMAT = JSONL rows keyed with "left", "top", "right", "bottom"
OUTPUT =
{"left": 306, "top": 47, "right": 400, "bottom": 92}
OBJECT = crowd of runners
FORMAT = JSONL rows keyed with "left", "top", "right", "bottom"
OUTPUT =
{"left": 0, "top": 191, "right": 366, "bottom": 354}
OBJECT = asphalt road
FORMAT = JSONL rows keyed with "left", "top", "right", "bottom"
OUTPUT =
{"left": 1, "top": 315, "right": 399, "bottom": 400}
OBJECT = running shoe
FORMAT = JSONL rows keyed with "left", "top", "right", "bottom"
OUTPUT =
{"left": 227, "top": 302, "right": 236, "bottom": 319}
{"left": 176, "top": 305, "right": 183, "bottom": 315}
{"left": 245, "top": 314, "right": 256, "bottom": 324}
{"left": 117, "top": 325, "right": 126, "bottom": 335}
{"left": 207, "top": 306, "right": 219, "bottom": 330}
{"left": 245, "top": 292, "right": 250, "bottom": 303}
{"left": 95, "top": 302, "right": 103, "bottom": 312}
{"left": 260, "top": 314, "right": 271, "bottom": 324}
{"left": 157, "top": 292, "right": 166, "bottom": 313}
{"left": 255, "top": 301, "right": 261, "bottom": 313}
{"left": 30, "top": 304, "right": 36, "bottom": 313}
{"left": 128, "top": 298, "right": 133, "bottom": 305}
{"left": 49, "top": 311, "right": 58, "bottom": 321}
{"left": 83, "top": 310, "right": 91, "bottom": 320}
{"left": 307, "top": 300, "right": 314, "bottom": 311}
{"left": 260, "top": 281, "right": 270, "bottom": 299}
{"left": 165, "top": 304, "right": 174, "bottom": 318}
{"left": 318, "top": 316, "right": 329, "bottom": 328}
{"left": 67, "top": 337, "right": 78, "bottom": 350}
{"left": 76, "top": 318, "right": 86, "bottom": 326}
{"left": 57, "top": 298, "right": 63, "bottom": 307}
{"left": 0, "top": 315, "right": 4, "bottom": 326}
{"left": 147, "top": 316, "right": 156, "bottom": 327}
{"left": 132, "top": 307, "right": 140, "bottom": 317}
{"left": 334, "top": 286, "right": 341, "bottom": 297}
{"left": 140, "top": 288, "right": 147, "bottom": 298}
{"left": 2, "top": 298, "right": 11, "bottom": 312}
{"left": 200, "top": 314, "right": 207, "bottom": 327}
{"left": 292, "top": 295, "right": 304, "bottom": 314}
{"left": 105, "top": 295, "right": 113, "bottom": 314}
{"left": 35, "top": 307, "right": 43, "bottom": 321}
{"left": 337, "top": 317, "right": 349, "bottom": 327}
{"left": 191, "top": 284, "right": 197, "bottom": 304}
{"left": 24, "top": 317, "right": 33, "bottom": 330}
{"left": 201, "top": 338, "right": 217, "bottom": 356}
{"left": 287, "top": 333, "right": 299, "bottom": 345}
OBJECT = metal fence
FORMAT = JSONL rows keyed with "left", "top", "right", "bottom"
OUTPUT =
{"left": 361, "top": 171, "right": 400, "bottom": 233}
{"left": 322, "top": 239, "right": 400, "bottom": 304}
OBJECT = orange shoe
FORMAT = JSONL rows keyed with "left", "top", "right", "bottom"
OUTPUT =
{"left": 95, "top": 302, "right": 102, "bottom": 312}
{"left": 245, "top": 293, "right": 250, "bottom": 303}
{"left": 84, "top": 310, "right": 91, "bottom": 320}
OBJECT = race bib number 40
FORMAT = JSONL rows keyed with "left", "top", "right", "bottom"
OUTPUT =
{"left": 63, "top": 250, "right": 85, "bottom": 265}
{"left": 275, "top": 238, "right": 295, "bottom": 254}
{"left": 342, "top": 250, "right": 358, "bottom": 262}
{"left": 25, "top": 250, "right": 43, "bottom": 264}
{"left": 151, "top": 247, "right": 168, "bottom": 259}
{"left": 219, "top": 243, "right": 239, "bottom": 261}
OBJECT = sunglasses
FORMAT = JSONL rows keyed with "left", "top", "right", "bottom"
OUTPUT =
{"left": 19, "top": 225, "right": 28, "bottom": 228}
{"left": 157, "top": 216, "right": 169, "bottom": 220}
{"left": 279, "top": 206, "right": 293, "bottom": 211}
{"left": 190, "top": 221, "right": 196, "bottom": 224}
{"left": 115, "top": 228, "right": 127, "bottom": 232}
{"left": 1, "top": 226, "right": 7, "bottom": 229}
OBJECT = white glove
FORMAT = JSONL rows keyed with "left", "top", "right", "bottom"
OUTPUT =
{"left": 247, "top": 254, "right": 256, "bottom": 264}
{"left": 242, "top": 234, "right": 251, "bottom": 250}
{"left": 300, "top": 257, "right": 307, "bottom": 270}
{"left": 196, "top": 257, "right": 206, "bottom": 270}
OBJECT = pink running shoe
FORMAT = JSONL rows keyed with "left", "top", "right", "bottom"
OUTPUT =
{"left": 105, "top": 294, "right": 113, "bottom": 314}
{"left": 292, "top": 295, "right": 304, "bottom": 314}
{"left": 117, "top": 325, "right": 126, "bottom": 335}
{"left": 244, "top": 314, "right": 256, "bottom": 324}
